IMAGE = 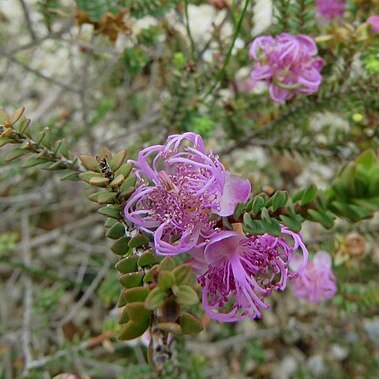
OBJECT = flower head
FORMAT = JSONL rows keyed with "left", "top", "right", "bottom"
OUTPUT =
{"left": 124, "top": 133, "right": 251, "bottom": 255}
{"left": 291, "top": 251, "right": 337, "bottom": 304}
{"left": 316, "top": 0, "right": 346, "bottom": 20}
{"left": 249, "top": 34, "right": 324, "bottom": 103}
{"left": 368, "top": 15, "right": 379, "bottom": 34}
{"left": 189, "top": 227, "right": 308, "bottom": 322}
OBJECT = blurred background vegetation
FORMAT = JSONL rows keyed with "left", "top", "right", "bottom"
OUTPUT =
{"left": 0, "top": 0, "right": 378, "bottom": 378}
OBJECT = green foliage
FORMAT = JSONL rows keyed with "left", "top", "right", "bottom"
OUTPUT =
{"left": 121, "top": 47, "right": 150, "bottom": 76}
{"left": 122, "top": 0, "right": 181, "bottom": 18}
{"left": 76, "top": 0, "right": 121, "bottom": 21}
{"left": 0, "top": 232, "right": 17, "bottom": 256}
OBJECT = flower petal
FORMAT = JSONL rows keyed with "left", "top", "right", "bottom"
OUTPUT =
{"left": 216, "top": 172, "right": 251, "bottom": 217}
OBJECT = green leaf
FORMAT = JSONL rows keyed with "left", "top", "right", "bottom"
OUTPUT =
{"left": 173, "top": 285, "right": 199, "bottom": 306}
{"left": 137, "top": 252, "right": 158, "bottom": 267}
{"left": 79, "top": 155, "right": 99, "bottom": 172}
{"left": 143, "top": 265, "right": 158, "bottom": 283}
{"left": 0, "top": 137, "right": 13, "bottom": 148}
{"left": 22, "top": 157, "right": 48, "bottom": 168}
{"left": 128, "top": 233, "right": 149, "bottom": 249}
{"left": 110, "top": 174, "right": 125, "bottom": 188}
{"left": 172, "top": 264, "right": 194, "bottom": 286}
{"left": 355, "top": 149, "right": 376, "bottom": 170}
{"left": 111, "top": 237, "right": 131, "bottom": 256}
{"left": 279, "top": 215, "right": 302, "bottom": 232}
{"left": 60, "top": 172, "right": 80, "bottom": 181}
{"left": 272, "top": 191, "right": 288, "bottom": 212}
{"left": 234, "top": 202, "right": 245, "bottom": 219}
{"left": 307, "top": 209, "right": 334, "bottom": 228}
{"left": 124, "top": 287, "right": 149, "bottom": 303}
{"left": 89, "top": 176, "right": 110, "bottom": 187}
{"left": 251, "top": 196, "right": 265, "bottom": 215}
{"left": 79, "top": 171, "right": 101, "bottom": 183}
{"left": 98, "top": 205, "right": 122, "bottom": 219}
{"left": 180, "top": 312, "right": 203, "bottom": 335}
{"left": 88, "top": 191, "right": 117, "bottom": 204}
{"left": 261, "top": 217, "right": 281, "bottom": 236}
{"left": 119, "top": 319, "right": 149, "bottom": 341}
{"left": 110, "top": 149, "right": 128, "bottom": 172}
{"left": 126, "top": 302, "right": 151, "bottom": 321}
{"left": 155, "top": 322, "right": 182, "bottom": 335}
{"left": 158, "top": 271, "right": 175, "bottom": 291}
{"left": 117, "top": 290, "right": 128, "bottom": 308}
{"left": 106, "top": 222, "right": 125, "bottom": 239}
{"left": 119, "top": 271, "right": 144, "bottom": 288}
{"left": 158, "top": 257, "right": 175, "bottom": 271}
{"left": 115, "top": 162, "right": 133, "bottom": 178}
{"left": 115, "top": 256, "right": 138, "bottom": 274}
{"left": 145, "top": 287, "right": 166, "bottom": 310}
{"left": 300, "top": 185, "right": 317, "bottom": 206}
{"left": 120, "top": 173, "right": 137, "bottom": 196}
{"left": 5, "top": 148, "right": 27, "bottom": 162}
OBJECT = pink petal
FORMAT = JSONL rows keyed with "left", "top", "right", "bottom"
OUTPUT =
{"left": 216, "top": 172, "right": 251, "bottom": 217}
{"left": 313, "top": 251, "right": 332, "bottom": 268}
{"left": 204, "top": 231, "right": 244, "bottom": 265}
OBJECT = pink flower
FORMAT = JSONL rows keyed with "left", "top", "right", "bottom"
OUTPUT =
{"left": 124, "top": 133, "right": 251, "bottom": 255}
{"left": 316, "top": 0, "right": 346, "bottom": 20}
{"left": 368, "top": 16, "right": 379, "bottom": 34}
{"left": 188, "top": 227, "right": 309, "bottom": 322}
{"left": 249, "top": 34, "right": 324, "bottom": 103}
{"left": 291, "top": 251, "right": 337, "bottom": 304}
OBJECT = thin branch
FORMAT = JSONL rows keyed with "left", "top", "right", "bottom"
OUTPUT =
{"left": 21, "top": 212, "right": 33, "bottom": 377}
{"left": 18, "top": 0, "right": 37, "bottom": 42}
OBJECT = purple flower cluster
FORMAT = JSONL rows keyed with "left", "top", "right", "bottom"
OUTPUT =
{"left": 368, "top": 16, "right": 379, "bottom": 34}
{"left": 189, "top": 228, "right": 308, "bottom": 322}
{"left": 124, "top": 133, "right": 251, "bottom": 255}
{"left": 291, "top": 251, "right": 337, "bottom": 304}
{"left": 124, "top": 132, "right": 310, "bottom": 322}
{"left": 249, "top": 34, "right": 324, "bottom": 103}
{"left": 316, "top": 0, "right": 346, "bottom": 20}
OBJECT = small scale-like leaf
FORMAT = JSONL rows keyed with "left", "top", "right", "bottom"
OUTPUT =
{"left": 89, "top": 176, "right": 110, "bottom": 187}
{"left": 117, "top": 290, "right": 128, "bottom": 308}
{"left": 143, "top": 265, "right": 158, "bottom": 283}
{"left": 0, "top": 137, "right": 13, "bottom": 148}
{"left": 272, "top": 191, "right": 288, "bottom": 212}
{"left": 126, "top": 302, "right": 151, "bottom": 321}
{"left": 124, "top": 287, "right": 149, "bottom": 303}
{"left": 180, "top": 312, "right": 203, "bottom": 335}
{"left": 173, "top": 285, "right": 199, "bottom": 306}
{"left": 110, "top": 149, "right": 128, "bottom": 171}
{"left": 106, "top": 222, "right": 125, "bottom": 239}
{"left": 115, "top": 162, "right": 133, "bottom": 178}
{"left": 251, "top": 196, "right": 265, "bottom": 215}
{"left": 307, "top": 209, "right": 334, "bottom": 228}
{"left": 119, "top": 319, "right": 149, "bottom": 340}
{"left": 79, "top": 155, "right": 99, "bottom": 172}
{"left": 88, "top": 191, "right": 117, "bottom": 204}
{"left": 145, "top": 287, "right": 166, "bottom": 310}
{"left": 155, "top": 322, "right": 182, "bottom": 334}
{"left": 128, "top": 233, "right": 149, "bottom": 249}
{"left": 158, "top": 271, "right": 175, "bottom": 291}
{"left": 120, "top": 173, "right": 137, "bottom": 195}
{"left": 234, "top": 202, "right": 245, "bottom": 219}
{"left": 172, "top": 264, "right": 194, "bottom": 286}
{"left": 300, "top": 185, "right": 317, "bottom": 206}
{"left": 111, "top": 237, "right": 132, "bottom": 256}
{"left": 137, "top": 252, "right": 158, "bottom": 267}
{"left": 98, "top": 146, "right": 112, "bottom": 160}
{"left": 98, "top": 205, "right": 122, "bottom": 219}
{"left": 119, "top": 271, "right": 144, "bottom": 288}
{"left": 110, "top": 174, "right": 125, "bottom": 188}
{"left": 79, "top": 171, "right": 103, "bottom": 183}
{"left": 279, "top": 215, "right": 302, "bottom": 232}
{"left": 158, "top": 257, "right": 175, "bottom": 271}
{"left": 115, "top": 256, "right": 138, "bottom": 274}
{"left": 60, "top": 172, "right": 80, "bottom": 181}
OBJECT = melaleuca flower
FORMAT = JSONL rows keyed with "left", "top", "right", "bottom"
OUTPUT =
{"left": 316, "top": 0, "right": 346, "bottom": 20}
{"left": 124, "top": 133, "right": 251, "bottom": 255}
{"left": 188, "top": 227, "right": 308, "bottom": 322}
{"left": 291, "top": 251, "right": 337, "bottom": 304}
{"left": 368, "top": 16, "right": 379, "bottom": 34}
{"left": 249, "top": 34, "right": 324, "bottom": 103}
